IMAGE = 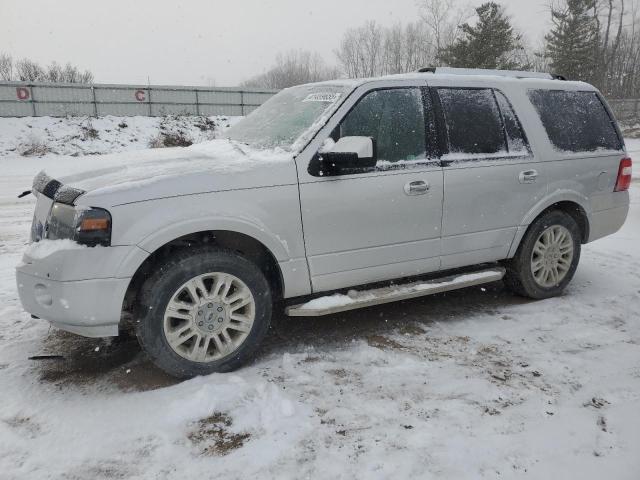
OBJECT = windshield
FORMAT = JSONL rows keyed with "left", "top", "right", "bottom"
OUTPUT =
{"left": 226, "top": 83, "right": 353, "bottom": 151}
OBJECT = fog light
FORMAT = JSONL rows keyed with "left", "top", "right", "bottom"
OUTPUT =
{"left": 34, "top": 284, "right": 53, "bottom": 307}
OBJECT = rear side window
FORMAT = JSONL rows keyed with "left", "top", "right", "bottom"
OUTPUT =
{"left": 528, "top": 90, "right": 622, "bottom": 152}
{"left": 438, "top": 88, "right": 506, "bottom": 156}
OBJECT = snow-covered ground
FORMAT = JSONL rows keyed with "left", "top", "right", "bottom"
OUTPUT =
{"left": 0, "top": 131, "right": 639, "bottom": 479}
{"left": 0, "top": 115, "right": 239, "bottom": 158}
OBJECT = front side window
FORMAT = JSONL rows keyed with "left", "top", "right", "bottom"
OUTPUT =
{"left": 336, "top": 88, "right": 427, "bottom": 164}
{"left": 438, "top": 88, "right": 506, "bottom": 157}
{"left": 528, "top": 90, "right": 622, "bottom": 153}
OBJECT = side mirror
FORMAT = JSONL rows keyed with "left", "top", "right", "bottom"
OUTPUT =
{"left": 312, "top": 136, "right": 377, "bottom": 176}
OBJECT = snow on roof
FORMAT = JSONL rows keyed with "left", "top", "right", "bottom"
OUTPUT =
{"left": 309, "top": 69, "right": 595, "bottom": 92}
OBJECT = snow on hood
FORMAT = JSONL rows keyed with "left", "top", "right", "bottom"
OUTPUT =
{"left": 41, "top": 139, "right": 296, "bottom": 206}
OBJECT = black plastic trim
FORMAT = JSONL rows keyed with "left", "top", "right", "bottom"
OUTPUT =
{"left": 32, "top": 170, "right": 85, "bottom": 205}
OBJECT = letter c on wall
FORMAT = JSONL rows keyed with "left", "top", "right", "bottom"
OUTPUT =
{"left": 16, "top": 87, "right": 30, "bottom": 100}
{"left": 134, "top": 90, "right": 146, "bottom": 102}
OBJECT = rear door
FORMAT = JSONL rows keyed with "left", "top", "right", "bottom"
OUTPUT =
{"left": 296, "top": 83, "right": 444, "bottom": 293}
{"left": 433, "top": 85, "right": 548, "bottom": 269}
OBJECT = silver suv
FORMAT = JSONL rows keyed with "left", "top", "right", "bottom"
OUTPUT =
{"left": 17, "top": 68, "right": 632, "bottom": 377}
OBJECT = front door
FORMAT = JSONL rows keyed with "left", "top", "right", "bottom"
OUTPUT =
{"left": 298, "top": 86, "right": 444, "bottom": 293}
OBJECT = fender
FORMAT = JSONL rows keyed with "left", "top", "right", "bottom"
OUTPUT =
{"left": 114, "top": 217, "right": 311, "bottom": 300}
{"left": 507, "top": 189, "right": 592, "bottom": 258}
{"left": 113, "top": 216, "right": 293, "bottom": 279}
{"left": 136, "top": 215, "right": 292, "bottom": 261}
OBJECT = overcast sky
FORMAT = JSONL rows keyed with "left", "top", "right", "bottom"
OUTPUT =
{"left": 0, "top": 0, "right": 551, "bottom": 86}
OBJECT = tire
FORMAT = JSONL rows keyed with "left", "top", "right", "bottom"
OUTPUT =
{"left": 504, "top": 210, "right": 581, "bottom": 299}
{"left": 136, "top": 248, "right": 272, "bottom": 378}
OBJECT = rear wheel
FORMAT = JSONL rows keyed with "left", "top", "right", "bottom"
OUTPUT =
{"left": 136, "top": 248, "right": 272, "bottom": 378}
{"left": 504, "top": 210, "right": 581, "bottom": 299}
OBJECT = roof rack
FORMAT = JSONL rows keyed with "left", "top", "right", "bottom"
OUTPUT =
{"left": 417, "top": 67, "right": 566, "bottom": 80}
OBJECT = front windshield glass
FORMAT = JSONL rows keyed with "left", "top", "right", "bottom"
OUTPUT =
{"left": 226, "top": 83, "right": 353, "bottom": 151}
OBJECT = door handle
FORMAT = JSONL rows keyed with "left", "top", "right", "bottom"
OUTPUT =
{"left": 519, "top": 170, "right": 538, "bottom": 184}
{"left": 404, "top": 180, "right": 429, "bottom": 195}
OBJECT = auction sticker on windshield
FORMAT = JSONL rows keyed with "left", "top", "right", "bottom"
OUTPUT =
{"left": 303, "top": 92, "right": 342, "bottom": 103}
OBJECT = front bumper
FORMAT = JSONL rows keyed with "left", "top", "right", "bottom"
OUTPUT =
{"left": 15, "top": 244, "right": 147, "bottom": 338}
{"left": 16, "top": 270, "right": 129, "bottom": 337}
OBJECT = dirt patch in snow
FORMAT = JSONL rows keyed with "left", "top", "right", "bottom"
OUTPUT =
{"left": 366, "top": 334, "right": 407, "bottom": 351}
{"left": 2, "top": 415, "right": 41, "bottom": 438}
{"left": 64, "top": 459, "right": 135, "bottom": 480}
{"left": 31, "top": 330, "right": 177, "bottom": 391}
{"left": 397, "top": 323, "right": 427, "bottom": 335}
{"left": 188, "top": 412, "right": 251, "bottom": 456}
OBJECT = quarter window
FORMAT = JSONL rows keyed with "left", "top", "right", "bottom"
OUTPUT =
{"left": 495, "top": 91, "right": 530, "bottom": 155}
{"left": 337, "top": 88, "right": 427, "bottom": 163}
{"left": 438, "top": 88, "right": 506, "bottom": 156}
{"left": 528, "top": 90, "right": 622, "bottom": 152}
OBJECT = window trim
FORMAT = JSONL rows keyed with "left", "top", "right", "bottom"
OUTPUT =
{"left": 307, "top": 86, "right": 439, "bottom": 177}
{"left": 433, "top": 86, "right": 532, "bottom": 167}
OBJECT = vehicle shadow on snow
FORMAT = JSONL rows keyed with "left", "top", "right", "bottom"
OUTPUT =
{"left": 31, "top": 281, "right": 531, "bottom": 391}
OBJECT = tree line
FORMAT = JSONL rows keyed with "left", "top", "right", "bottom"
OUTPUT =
{"left": 0, "top": 53, "right": 94, "bottom": 84}
{"left": 244, "top": 0, "right": 640, "bottom": 99}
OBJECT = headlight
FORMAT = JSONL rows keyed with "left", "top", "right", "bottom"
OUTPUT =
{"left": 46, "top": 203, "right": 112, "bottom": 247}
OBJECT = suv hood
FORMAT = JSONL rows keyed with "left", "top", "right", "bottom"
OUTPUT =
{"left": 38, "top": 140, "right": 297, "bottom": 207}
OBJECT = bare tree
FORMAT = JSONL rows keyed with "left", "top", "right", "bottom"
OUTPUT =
{"left": 595, "top": 0, "right": 627, "bottom": 93}
{"left": 3, "top": 56, "right": 94, "bottom": 83}
{"left": 403, "top": 22, "right": 438, "bottom": 71}
{"left": 335, "top": 21, "right": 386, "bottom": 78}
{"left": 242, "top": 50, "right": 339, "bottom": 89}
{"left": 381, "top": 22, "right": 435, "bottom": 74}
{"left": 0, "top": 53, "right": 13, "bottom": 81}
{"left": 599, "top": 0, "right": 640, "bottom": 97}
{"left": 59, "top": 63, "right": 94, "bottom": 83}
{"left": 46, "top": 62, "right": 64, "bottom": 83}
{"left": 529, "top": 37, "right": 553, "bottom": 72}
{"left": 418, "top": 0, "right": 472, "bottom": 63}
{"left": 15, "top": 59, "right": 46, "bottom": 81}
{"left": 335, "top": 20, "right": 435, "bottom": 78}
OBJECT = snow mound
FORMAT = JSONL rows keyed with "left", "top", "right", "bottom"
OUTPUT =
{"left": 0, "top": 115, "right": 241, "bottom": 158}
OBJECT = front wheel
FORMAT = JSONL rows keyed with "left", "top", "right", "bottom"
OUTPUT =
{"left": 136, "top": 248, "right": 272, "bottom": 378}
{"left": 504, "top": 210, "right": 581, "bottom": 299}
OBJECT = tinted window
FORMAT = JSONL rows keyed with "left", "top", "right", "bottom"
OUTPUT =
{"left": 495, "top": 90, "right": 530, "bottom": 155}
{"left": 528, "top": 90, "right": 622, "bottom": 152}
{"left": 438, "top": 88, "right": 506, "bottom": 156}
{"left": 339, "top": 88, "right": 426, "bottom": 163}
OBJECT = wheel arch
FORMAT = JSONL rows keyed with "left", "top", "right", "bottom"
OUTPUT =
{"left": 120, "top": 229, "right": 285, "bottom": 330}
{"left": 508, "top": 198, "right": 590, "bottom": 258}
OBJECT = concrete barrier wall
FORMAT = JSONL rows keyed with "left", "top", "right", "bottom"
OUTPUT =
{"left": 0, "top": 82, "right": 278, "bottom": 117}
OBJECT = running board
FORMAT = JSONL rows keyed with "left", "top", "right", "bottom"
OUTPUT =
{"left": 285, "top": 267, "right": 506, "bottom": 317}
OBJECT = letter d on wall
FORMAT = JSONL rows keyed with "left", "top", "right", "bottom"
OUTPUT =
{"left": 16, "top": 87, "right": 30, "bottom": 100}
